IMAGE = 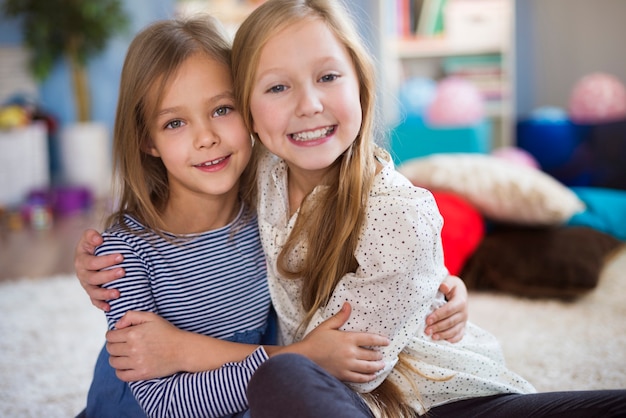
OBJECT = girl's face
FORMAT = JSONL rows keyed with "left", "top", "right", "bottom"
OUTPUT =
{"left": 146, "top": 53, "right": 251, "bottom": 205}
{"left": 250, "top": 18, "right": 362, "bottom": 177}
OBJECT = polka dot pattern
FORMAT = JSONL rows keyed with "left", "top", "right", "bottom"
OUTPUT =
{"left": 255, "top": 147, "right": 535, "bottom": 414}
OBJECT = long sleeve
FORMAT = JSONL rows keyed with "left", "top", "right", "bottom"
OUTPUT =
{"left": 303, "top": 179, "right": 448, "bottom": 393}
{"left": 95, "top": 215, "right": 270, "bottom": 418}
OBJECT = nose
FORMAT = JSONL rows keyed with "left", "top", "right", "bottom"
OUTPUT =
{"left": 295, "top": 85, "right": 323, "bottom": 117}
{"left": 194, "top": 121, "right": 219, "bottom": 149}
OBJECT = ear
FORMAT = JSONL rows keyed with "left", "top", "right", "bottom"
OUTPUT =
{"left": 141, "top": 138, "right": 160, "bottom": 157}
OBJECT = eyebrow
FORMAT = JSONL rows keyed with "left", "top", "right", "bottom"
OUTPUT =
{"left": 156, "top": 91, "right": 235, "bottom": 117}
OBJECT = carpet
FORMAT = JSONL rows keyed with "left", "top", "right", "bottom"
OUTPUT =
{"left": 1, "top": 247, "right": 625, "bottom": 417}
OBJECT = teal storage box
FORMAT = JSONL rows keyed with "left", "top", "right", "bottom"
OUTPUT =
{"left": 389, "top": 116, "right": 491, "bottom": 166}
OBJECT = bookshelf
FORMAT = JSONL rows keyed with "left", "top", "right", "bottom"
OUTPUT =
{"left": 375, "top": 0, "right": 515, "bottom": 148}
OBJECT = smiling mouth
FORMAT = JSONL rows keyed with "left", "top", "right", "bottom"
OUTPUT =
{"left": 194, "top": 156, "right": 228, "bottom": 167}
{"left": 289, "top": 126, "right": 336, "bottom": 142}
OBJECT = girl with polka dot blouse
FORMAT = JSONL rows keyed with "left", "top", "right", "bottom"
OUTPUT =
{"left": 227, "top": 1, "right": 625, "bottom": 417}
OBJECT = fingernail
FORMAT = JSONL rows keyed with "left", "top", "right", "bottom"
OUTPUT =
{"left": 115, "top": 255, "right": 123, "bottom": 262}
{"left": 115, "top": 268, "right": 124, "bottom": 277}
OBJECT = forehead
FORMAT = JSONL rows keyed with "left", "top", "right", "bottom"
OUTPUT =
{"left": 263, "top": 17, "right": 349, "bottom": 61}
{"left": 146, "top": 53, "right": 232, "bottom": 112}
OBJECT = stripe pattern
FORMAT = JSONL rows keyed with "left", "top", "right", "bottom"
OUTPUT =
{"left": 96, "top": 212, "right": 270, "bottom": 417}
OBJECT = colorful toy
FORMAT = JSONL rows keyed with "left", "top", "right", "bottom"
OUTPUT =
{"left": 568, "top": 72, "right": 626, "bottom": 124}
{"left": 491, "top": 146, "right": 539, "bottom": 169}
{"left": 426, "top": 77, "right": 485, "bottom": 126}
{"left": 398, "top": 77, "right": 437, "bottom": 117}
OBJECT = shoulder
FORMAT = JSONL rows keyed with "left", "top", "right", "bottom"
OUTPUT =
{"left": 97, "top": 215, "right": 157, "bottom": 256}
{"left": 369, "top": 162, "right": 441, "bottom": 222}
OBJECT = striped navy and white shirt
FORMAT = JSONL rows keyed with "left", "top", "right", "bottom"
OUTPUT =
{"left": 96, "top": 209, "right": 271, "bottom": 418}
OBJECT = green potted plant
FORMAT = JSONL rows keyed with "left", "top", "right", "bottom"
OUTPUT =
{"left": 2, "top": 0, "right": 129, "bottom": 198}
{"left": 2, "top": 0, "right": 129, "bottom": 122}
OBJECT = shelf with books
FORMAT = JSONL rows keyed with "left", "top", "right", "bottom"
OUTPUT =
{"left": 379, "top": 0, "right": 514, "bottom": 148}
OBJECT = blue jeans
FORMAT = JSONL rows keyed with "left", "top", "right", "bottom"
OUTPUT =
{"left": 77, "top": 309, "right": 277, "bottom": 418}
{"left": 77, "top": 344, "right": 146, "bottom": 418}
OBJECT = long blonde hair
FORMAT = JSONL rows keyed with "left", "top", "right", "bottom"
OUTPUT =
{"left": 232, "top": 1, "right": 418, "bottom": 416}
{"left": 107, "top": 16, "right": 258, "bottom": 232}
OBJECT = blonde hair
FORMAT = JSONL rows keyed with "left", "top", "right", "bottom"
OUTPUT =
{"left": 232, "top": 1, "right": 421, "bottom": 416}
{"left": 106, "top": 16, "right": 258, "bottom": 232}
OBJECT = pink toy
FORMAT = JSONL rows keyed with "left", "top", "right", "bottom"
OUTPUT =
{"left": 568, "top": 72, "right": 626, "bottom": 124}
{"left": 426, "top": 77, "right": 485, "bottom": 126}
{"left": 491, "top": 146, "right": 540, "bottom": 170}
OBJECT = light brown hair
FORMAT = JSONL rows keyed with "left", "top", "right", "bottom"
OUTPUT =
{"left": 232, "top": 1, "right": 420, "bottom": 416}
{"left": 106, "top": 16, "right": 257, "bottom": 232}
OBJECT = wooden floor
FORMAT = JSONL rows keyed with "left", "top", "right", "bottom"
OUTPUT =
{"left": 0, "top": 202, "right": 107, "bottom": 281}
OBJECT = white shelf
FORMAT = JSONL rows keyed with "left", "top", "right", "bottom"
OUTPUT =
{"left": 392, "top": 36, "right": 507, "bottom": 59}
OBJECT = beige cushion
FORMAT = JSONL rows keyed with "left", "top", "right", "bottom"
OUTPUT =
{"left": 399, "top": 154, "right": 585, "bottom": 225}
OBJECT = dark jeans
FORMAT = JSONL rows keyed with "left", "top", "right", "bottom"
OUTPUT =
{"left": 247, "top": 353, "right": 626, "bottom": 418}
{"left": 247, "top": 353, "right": 374, "bottom": 418}
{"left": 426, "top": 389, "right": 626, "bottom": 417}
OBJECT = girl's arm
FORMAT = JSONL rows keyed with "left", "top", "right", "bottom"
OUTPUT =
{"left": 303, "top": 190, "right": 452, "bottom": 393}
{"left": 97, "top": 233, "right": 266, "bottom": 417}
{"left": 108, "top": 303, "right": 388, "bottom": 384}
{"left": 89, "top": 231, "right": 388, "bottom": 391}
{"left": 74, "top": 228, "right": 468, "bottom": 340}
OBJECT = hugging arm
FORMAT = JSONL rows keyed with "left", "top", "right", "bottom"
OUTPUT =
{"left": 80, "top": 230, "right": 389, "bottom": 389}
{"left": 302, "top": 193, "right": 452, "bottom": 393}
{"left": 74, "top": 228, "right": 469, "bottom": 341}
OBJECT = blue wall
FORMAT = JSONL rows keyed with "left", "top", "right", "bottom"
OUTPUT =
{"left": 0, "top": 0, "right": 176, "bottom": 136}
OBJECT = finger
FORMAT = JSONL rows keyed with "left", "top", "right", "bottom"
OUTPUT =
{"left": 115, "top": 368, "right": 140, "bottom": 382}
{"left": 74, "top": 229, "right": 103, "bottom": 258}
{"left": 85, "top": 228, "right": 104, "bottom": 247}
{"left": 426, "top": 299, "right": 460, "bottom": 327}
{"left": 83, "top": 282, "right": 119, "bottom": 302}
{"left": 426, "top": 312, "right": 459, "bottom": 336}
{"left": 355, "top": 347, "right": 384, "bottom": 362}
{"left": 433, "top": 323, "right": 466, "bottom": 343}
{"left": 115, "top": 310, "right": 154, "bottom": 329}
{"left": 90, "top": 297, "right": 112, "bottom": 312}
{"left": 351, "top": 333, "right": 390, "bottom": 348}
{"left": 106, "top": 328, "right": 129, "bottom": 344}
{"left": 438, "top": 280, "right": 452, "bottom": 296}
{"left": 108, "top": 352, "right": 129, "bottom": 368}
{"left": 339, "top": 370, "right": 380, "bottom": 384}
{"left": 84, "top": 254, "right": 125, "bottom": 277}
{"left": 319, "top": 302, "right": 352, "bottom": 331}
{"left": 352, "top": 358, "right": 385, "bottom": 374}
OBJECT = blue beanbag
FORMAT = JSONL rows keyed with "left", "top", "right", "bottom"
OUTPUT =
{"left": 566, "top": 187, "right": 626, "bottom": 240}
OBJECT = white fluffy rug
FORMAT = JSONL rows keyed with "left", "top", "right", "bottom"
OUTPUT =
{"left": 1, "top": 248, "right": 625, "bottom": 417}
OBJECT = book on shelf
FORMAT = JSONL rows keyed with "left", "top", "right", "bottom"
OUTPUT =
{"left": 389, "top": 0, "right": 447, "bottom": 39}
{"left": 442, "top": 54, "right": 507, "bottom": 103}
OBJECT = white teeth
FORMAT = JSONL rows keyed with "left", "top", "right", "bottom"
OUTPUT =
{"left": 197, "top": 157, "right": 225, "bottom": 167}
{"left": 290, "top": 126, "right": 334, "bottom": 141}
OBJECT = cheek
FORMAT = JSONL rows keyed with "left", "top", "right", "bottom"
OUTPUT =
{"left": 338, "top": 88, "right": 362, "bottom": 130}
{"left": 250, "top": 100, "right": 276, "bottom": 134}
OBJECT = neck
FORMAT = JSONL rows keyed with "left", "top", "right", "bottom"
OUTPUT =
{"left": 161, "top": 189, "right": 241, "bottom": 234}
{"left": 286, "top": 164, "right": 329, "bottom": 216}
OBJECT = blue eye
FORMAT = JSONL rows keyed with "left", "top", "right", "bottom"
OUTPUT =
{"left": 320, "top": 73, "right": 339, "bottom": 83}
{"left": 165, "top": 120, "right": 185, "bottom": 129}
{"left": 268, "top": 85, "right": 286, "bottom": 93}
{"left": 214, "top": 106, "right": 233, "bottom": 117}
